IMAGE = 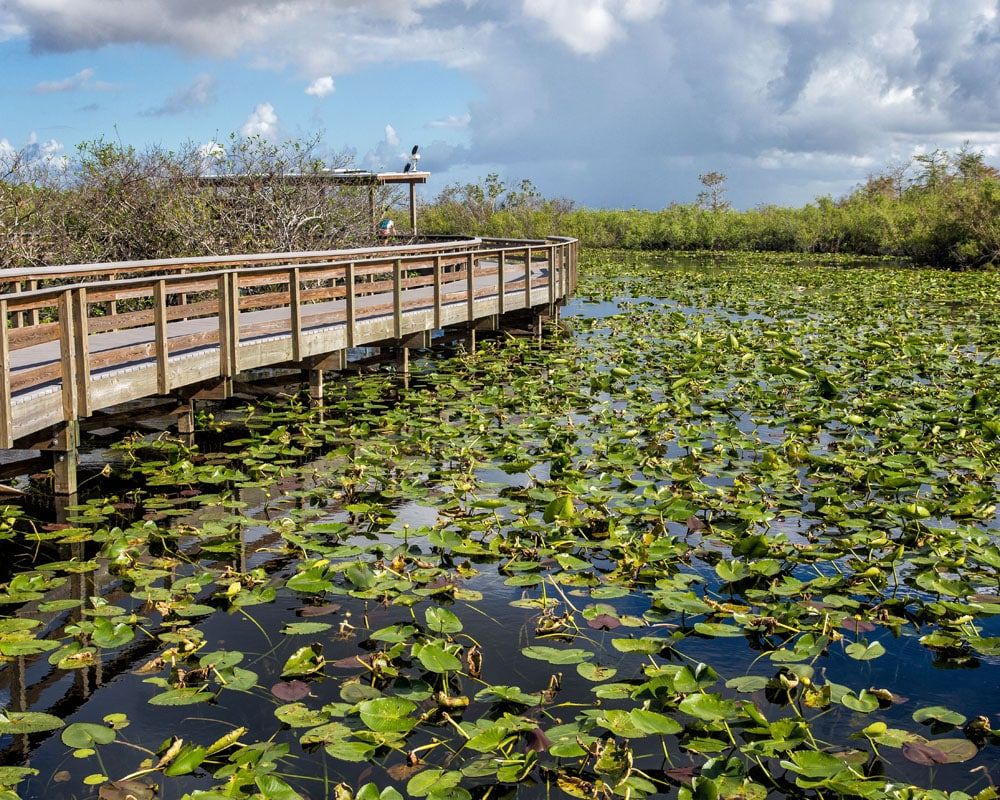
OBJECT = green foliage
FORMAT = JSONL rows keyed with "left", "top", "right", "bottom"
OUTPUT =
{"left": 423, "top": 148, "right": 1000, "bottom": 268}
{"left": 0, "top": 133, "right": 393, "bottom": 268}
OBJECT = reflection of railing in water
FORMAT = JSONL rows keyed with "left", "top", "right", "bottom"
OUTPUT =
{"left": 0, "top": 236, "right": 579, "bottom": 495}
{"left": 0, "top": 491, "right": 309, "bottom": 765}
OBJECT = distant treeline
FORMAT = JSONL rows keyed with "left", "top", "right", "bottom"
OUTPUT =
{"left": 0, "top": 134, "right": 393, "bottom": 269}
{"left": 4, "top": 138, "right": 997, "bottom": 270}
{"left": 420, "top": 148, "right": 1000, "bottom": 269}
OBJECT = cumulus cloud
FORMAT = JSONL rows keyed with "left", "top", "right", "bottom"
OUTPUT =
{"left": 142, "top": 73, "right": 215, "bottom": 116}
{"left": 34, "top": 67, "right": 116, "bottom": 93}
{"left": 305, "top": 75, "right": 336, "bottom": 97}
{"left": 7, "top": 0, "right": 1000, "bottom": 206}
{"left": 4, "top": 0, "right": 457, "bottom": 56}
{"left": 363, "top": 124, "right": 407, "bottom": 171}
{"left": 241, "top": 102, "right": 279, "bottom": 139}
{"left": 0, "top": 133, "right": 68, "bottom": 171}
{"left": 522, "top": 0, "right": 667, "bottom": 54}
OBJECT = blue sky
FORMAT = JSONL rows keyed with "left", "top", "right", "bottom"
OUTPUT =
{"left": 3, "top": 0, "right": 1000, "bottom": 209}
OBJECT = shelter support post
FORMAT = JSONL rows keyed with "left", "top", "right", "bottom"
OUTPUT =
{"left": 409, "top": 183, "right": 417, "bottom": 236}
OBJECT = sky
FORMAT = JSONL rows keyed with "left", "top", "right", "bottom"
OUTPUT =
{"left": 2, "top": 0, "right": 1000, "bottom": 209}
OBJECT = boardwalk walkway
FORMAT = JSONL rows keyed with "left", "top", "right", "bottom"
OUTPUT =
{"left": 0, "top": 236, "right": 578, "bottom": 490}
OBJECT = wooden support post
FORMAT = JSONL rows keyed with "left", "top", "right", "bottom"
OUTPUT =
{"left": 396, "top": 346, "right": 410, "bottom": 375}
{"left": 154, "top": 280, "right": 169, "bottom": 395}
{"left": 524, "top": 248, "right": 532, "bottom": 308}
{"left": 532, "top": 313, "right": 544, "bottom": 342}
{"left": 393, "top": 259, "right": 403, "bottom": 339}
{"left": 311, "top": 349, "right": 347, "bottom": 371}
{"left": 497, "top": 251, "right": 506, "bottom": 316}
{"left": 177, "top": 399, "right": 196, "bottom": 444}
{"left": 58, "top": 290, "right": 78, "bottom": 422}
{"left": 433, "top": 256, "right": 442, "bottom": 328}
{"left": 466, "top": 253, "right": 475, "bottom": 323}
{"left": 464, "top": 326, "right": 476, "bottom": 354}
{"left": 409, "top": 182, "right": 418, "bottom": 236}
{"left": 369, "top": 184, "right": 377, "bottom": 232}
{"left": 289, "top": 267, "right": 302, "bottom": 362}
{"left": 345, "top": 262, "right": 356, "bottom": 348}
{"left": 51, "top": 420, "right": 79, "bottom": 496}
{"left": 308, "top": 369, "right": 324, "bottom": 408}
{"left": 0, "top": 299, "right": 11, "bottom": 449}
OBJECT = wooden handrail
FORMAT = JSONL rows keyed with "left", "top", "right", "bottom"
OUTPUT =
{"left": 0, "top": 236, "right": 578, "bottom": 449}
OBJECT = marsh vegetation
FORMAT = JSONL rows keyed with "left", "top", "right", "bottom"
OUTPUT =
{"left": 0, "top": 250, "right": 998, "bottom": 800}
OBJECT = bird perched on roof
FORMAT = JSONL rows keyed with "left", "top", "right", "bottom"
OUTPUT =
{"left": 403, "top": 145, "right": 420, "bottom": 173}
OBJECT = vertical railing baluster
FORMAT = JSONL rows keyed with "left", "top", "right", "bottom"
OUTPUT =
{"left": 466, "top": 253, "right": 475, "bottom": 322}
{"left": 548, "top": 245, "right": 556, "bottom": 308}
{"left": 497, "top": 250, "right": 506, "bottom": 316}
{"left": 27, "top": 281, "right": 39, "bottom": 327}
{"left": 217, "top": 274, "right": 232, "bottom": 378}
{"left": 73, "top": 288, "right": 91, "bottom": 416}
{"left": 0, "top": 299, "right": 12, "bottom": 448}
{"left": 393, "top": 259, "right": 403, "bottom": 339}
{"left": 154, "top": 280, "right": 169, "bottom": 395}
{"left": 58, "top": 290, "right": 78, "bottom": 421}
{"left": 433, "top": 256, "right": 442, "bottom": 328}
{"left": 229, "top": 272, "right": 240, "bottom": 375}
{"left": 11, "top": 284, "right": 21, "bottom": 329}
{"left": 346, "top": 261, "right": 356, "bottom": 348}
{"left": 563, "top": 244, "right": 569, "bottom": 297}
{"left": 524, "top": 248, "right": 532, "bottom": 307}
{"left": 289, "top": 268, "right": 302, "bottom": 362}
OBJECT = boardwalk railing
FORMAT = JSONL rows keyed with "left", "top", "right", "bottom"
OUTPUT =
{"left": 0, "top": 236, "right": 578, "bottom": 448}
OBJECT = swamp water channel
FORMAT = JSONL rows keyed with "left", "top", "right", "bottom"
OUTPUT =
{"left": 0, "top": 250, "right": 999, "bottom": 800}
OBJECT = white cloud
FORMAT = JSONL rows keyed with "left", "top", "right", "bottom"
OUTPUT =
{"left": 522, "top": 0, "right": 668, "bottom": 54}
{"left": 6, "top": 0, "right": 1000, "bottom": 208}
{"left": 363, "top": 124, "right": 407, "bottom": 171}
{"left": 3, "top": 0, "right": 458, "bottom": 57}
{"left": 196, "top": 140, "right": 226, "bottom": 173}
{"left": 305, "top": 75, "right": 336, "bottom": 97}
{"left": 429, "top": 113, "right": 471, "bottom": 129}
{"left": 760, "top": 0, "right": 834, "bottom": 26}
{"left": 241, "top": 102, "right": 279, "bottom": 139}
{"left": 0, "top": 133, "right": 68, "bottom": 172}
{"left": 34, "top": 67, "right": 116, "bottom": 93}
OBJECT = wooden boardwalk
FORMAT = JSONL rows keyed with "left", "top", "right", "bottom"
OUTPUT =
{"left": 0, "top": 236, "right": 578, "bottom": 491}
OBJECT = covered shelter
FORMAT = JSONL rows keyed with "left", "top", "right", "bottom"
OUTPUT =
{"left": 189, "top": 170, "right": 431, "bottom": 237}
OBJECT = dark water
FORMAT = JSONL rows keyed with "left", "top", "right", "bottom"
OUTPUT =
{"left": 1, "top": 254, "right": 999, "bottom": 800}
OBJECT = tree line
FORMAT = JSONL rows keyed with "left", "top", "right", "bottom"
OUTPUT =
{"left": 3, "top": 137, "right": 997, "bottom": 269}
{"left": 420, "top": 147, "right": 1000, "bottom": 269}
{"left": 0, "top": 134, "right": 395, "bottom": 269}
